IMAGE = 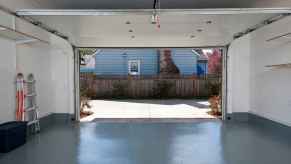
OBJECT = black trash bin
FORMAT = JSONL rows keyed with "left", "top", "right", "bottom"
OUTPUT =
{"left": 0, "top": 121, "right": 27, "bottom": 153}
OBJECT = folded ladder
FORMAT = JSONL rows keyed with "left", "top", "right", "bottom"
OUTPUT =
{"left": 25, "top": 74, "right": 40, "bottom": 133}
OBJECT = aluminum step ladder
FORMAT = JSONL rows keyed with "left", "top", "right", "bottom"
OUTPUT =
{"left": 25, "top": 74, "right": 40, "bottom": 133}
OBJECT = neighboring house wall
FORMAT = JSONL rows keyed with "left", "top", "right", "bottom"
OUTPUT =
{"left": 172, "top": 49, "right": 198, "bottom": 75}
{"left": 95, "top": 49, "right": 158, "bottom": 75}
{"left": 81, "top": 48, "right": 199, "bottom": 76}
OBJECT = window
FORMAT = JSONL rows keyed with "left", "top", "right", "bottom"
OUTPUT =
{"left": 128, "top": 60, "right": 140, "bottom": 75}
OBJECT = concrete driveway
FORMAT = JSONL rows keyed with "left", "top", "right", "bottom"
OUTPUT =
{"left": 81, "top": 99, "right": 216, "bottom": 122}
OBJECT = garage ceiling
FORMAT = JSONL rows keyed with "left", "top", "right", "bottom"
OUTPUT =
{"left": 29, "top": 13, "right": 279, "bottom": 47}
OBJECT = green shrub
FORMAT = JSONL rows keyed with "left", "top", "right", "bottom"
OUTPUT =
{"left": 207, "top": 80, "right": 221, "bottom": 96}
{"left": 153, "top": 80, "right": 174, "bottom": 98}
{"left": 112, "top": 82, "right": 128, "bottom": 98}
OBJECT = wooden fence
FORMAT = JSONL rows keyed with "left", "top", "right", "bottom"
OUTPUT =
{"left": 80, "top": 73, "right": 221, "bottom": 99}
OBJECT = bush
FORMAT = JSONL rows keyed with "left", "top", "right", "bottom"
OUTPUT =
{"left": 153, "top": 80, "right": 174, "bottom": 98}
{"left": 207, "top": 80, "right": 221, "bottom": 96}
{"left": 112, "top": 82, "right": 128, "bottom": 98}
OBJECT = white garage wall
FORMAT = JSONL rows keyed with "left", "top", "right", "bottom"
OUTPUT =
{"left": 249, "top": 16, "right": 291, "bottom": 126}
{"left": 228, "top": 16, "right": 291, "bottom": 126}
{"left": 49, "top": 37, "right": 75, "bottom": 115}
{"left": 0, "top": 10, "right": 74, "bottom": 122}
{"left": 15, "top": 16, "right": 75, "bottom": 117}
{"left": 0, "top": 38, "right": 16, "bottom": 123}
{"left": 227, "top": 35, "right": 251, "bottom": 114}
{"left": 16, "top": 41, "right": 74, "bottom": 117}
{"left": 16, "top": 44, "right": 55, "bottom": 118}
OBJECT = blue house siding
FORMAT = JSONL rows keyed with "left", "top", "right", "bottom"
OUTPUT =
{"left": 80, "top": 68, "right": 95, "bottom": 73}
{"left": 172, "top": 49, "right": 198, "bottom": 75}
{"left": 81, "top": 48, "right": 199, "bottom": 76}
{"left": 95, "top": 49, "right": 158, "bottom": 75}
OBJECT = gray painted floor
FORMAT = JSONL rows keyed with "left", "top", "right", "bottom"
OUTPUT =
{"left": 1, "top": 120, "right": 291, "bottom": 164}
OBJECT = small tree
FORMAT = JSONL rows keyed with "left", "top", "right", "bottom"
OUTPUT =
{"left": 153, "top": 80, "right": 174, "bottom": 98}
{"left": 79, "top": 48, "right": 97, "bottom": 57}
{"left": 207, "top": 49, "right": 222, "bottom": 75}
{"left": 207, "top": 80, "right": 222, "bottom": 116}
{"left": 79, "top": 48, "right": 97, "bottom": 65}
{"left": 159, "top": 49, "right": 180, "bottom": 75}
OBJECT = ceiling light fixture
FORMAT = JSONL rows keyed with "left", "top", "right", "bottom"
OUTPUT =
{"left": 151, "top": 15, "right": 158, "bottom": 24}
{"left": 190, "top": 35, "right": 195, "bottom": 38}
{"left": 197, "top": 29, "right": 203, "bottom": 32}
{"left": 206, "top": 21, "right": 212, "bottom": 24}
{"left": 152, "top": 0, "right": 161, "bottom": 28}
{"left": 129, "top": 29, "right": 133, "bottom": 33}
{"left": 0, "top": 26, "right": 7, "bottom": 31}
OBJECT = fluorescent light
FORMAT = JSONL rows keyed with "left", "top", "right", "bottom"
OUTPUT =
{"left": 0, "top": 27, "right": 7, "bottom": 31}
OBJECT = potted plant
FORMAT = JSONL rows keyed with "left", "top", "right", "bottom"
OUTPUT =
{"left": 207, "top": 81, "right": 221, "bottom": 116}
{"left": 80, "top": 85, "right": 94, "bottom": 118}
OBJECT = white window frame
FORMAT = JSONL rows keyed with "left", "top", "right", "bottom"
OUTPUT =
{"left": 128, "top": 60, "right": 141, "bottom": 75}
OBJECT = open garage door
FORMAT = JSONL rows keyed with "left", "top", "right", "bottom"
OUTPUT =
{"left": 77, "top": 47, "right": 225, "bottom": 122}
{"left": 15, "top": 9, "right": 290, "bottom": 121}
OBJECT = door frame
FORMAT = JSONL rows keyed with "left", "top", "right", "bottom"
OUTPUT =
{"left": 221, "top": 46, "right": 228, "bottom": 120}
{"left": 74, "top": 47, "right": 81, "bottom": 121}
{"left": 74, "top": 46, "right": 228, "bottom": 121}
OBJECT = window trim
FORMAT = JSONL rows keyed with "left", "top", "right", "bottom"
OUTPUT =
{"left": 128, "top": 60, "right": 141, "bottom": 75}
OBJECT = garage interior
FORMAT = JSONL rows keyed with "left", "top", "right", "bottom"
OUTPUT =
{"left": 0, "top": 1, "right": 291, "bottom": 164}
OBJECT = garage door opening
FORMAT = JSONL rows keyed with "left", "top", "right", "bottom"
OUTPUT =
{"left": 19, "top": 10, "right": 289, "bottom": 122}
{"left": 78, "top": 47, "right": 224, "bottom": 122}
